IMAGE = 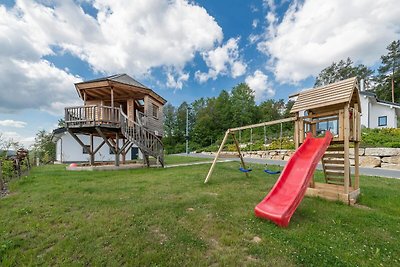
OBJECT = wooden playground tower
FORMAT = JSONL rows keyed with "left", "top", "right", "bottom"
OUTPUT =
{"left": 205, "top": 77, "right": 361, "bottom": 205}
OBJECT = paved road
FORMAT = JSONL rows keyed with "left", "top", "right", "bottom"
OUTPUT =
{"left": 177, "top": 153, "right": 400, "bottom": 179}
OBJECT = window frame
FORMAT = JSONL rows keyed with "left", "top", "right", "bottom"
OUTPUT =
{"left": 152, "top": 103, "right": 159, "bottom": 119}
{"left": 378, "top": 116, "right": 387, "bottom": 127}
{"left": 82, "top": 145, "right": 90, "bottom": 154}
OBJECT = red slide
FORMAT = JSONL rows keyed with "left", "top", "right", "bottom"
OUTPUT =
{"left": 254, "top": 131, "right": 333, "bottom": 227}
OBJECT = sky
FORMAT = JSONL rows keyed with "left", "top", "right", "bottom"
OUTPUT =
{"left": 0, "top": 0, "right": 399, "bottom": 148}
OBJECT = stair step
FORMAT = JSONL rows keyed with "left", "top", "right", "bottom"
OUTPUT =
{"left": 326, "top": 146, "right": 345, "bottom": 151}
{"left": 324, "top": 165, "right": 344, "bottom": 171}
{"left": 325, "top": 171, "right": 344, "bottom": 177}
{"left": 324, "top": 153, "right": 345, "bottom": 158}
{"left": 323, "top": 159, "right": 345, "bottom": 164}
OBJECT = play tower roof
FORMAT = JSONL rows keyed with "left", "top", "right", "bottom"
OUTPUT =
{"left": 290, "top": 77, "right": 361, "bottom": 113}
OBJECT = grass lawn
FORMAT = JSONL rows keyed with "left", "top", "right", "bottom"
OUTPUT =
{"left": 1, "top": 156, "right": 400, "bottom": 266}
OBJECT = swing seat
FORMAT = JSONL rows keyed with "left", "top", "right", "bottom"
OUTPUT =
{"left": 239, "top": 167, "right": 252, "bottom": 173}
{"left": 264, "top": 169, "right": 280, "bottom": 174}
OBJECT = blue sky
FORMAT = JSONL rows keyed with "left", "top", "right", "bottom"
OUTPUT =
{"left": 0, "top": 0, "right": 399, "bottom": 148}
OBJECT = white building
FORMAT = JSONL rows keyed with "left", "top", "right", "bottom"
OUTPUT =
{"left": 52, "top": 128, "right": 142, "bottom": 163}
{"left": 359, "top": 91, "right": 400, "bottom": 128}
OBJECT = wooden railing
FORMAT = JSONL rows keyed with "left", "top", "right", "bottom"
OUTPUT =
{"left": 135, "top": 110, "right": 147, "bottom": 127}
{"left": 120, "top": 110, "right": 164, "bottom": 166}
{"left": 65, "top": 105, "right": 120, "bottom": 127}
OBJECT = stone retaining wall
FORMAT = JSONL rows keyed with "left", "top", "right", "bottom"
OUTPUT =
{"left": 203, "top": 147, "right": 400, "bottom": 170}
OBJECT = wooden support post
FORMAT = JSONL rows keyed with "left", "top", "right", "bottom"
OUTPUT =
{"left": 93, "top": 140, "right": 106, "bottom": 155}
{"left": 83, "top": 91, "right": 87, "bottom": 106}
{"left": 344, "top": 104, "right": 350, "bottom": 194}
{"left": 111, "top": 87, "right": 114, "bottom": 108}
{"left": 121, "top": 139, "right": 126, "bottom": 164}
{"left": 299, "top": 118, "right": 304, "bottom": 144}
{"left": 90, "top": 134, "right": 94, "bottom": 165}
{"left": 294, "top": 115, "right": 299, "bottom": 149}
{"left": 115, "top": 132, "right": 119, "bottom": 166}
{"left": 67, "top": 129, "right": 90, "bottom": 154}
{"left": 204, "top": 130, "right": 230, "bottom": 183}
{"left": 95, "top": 127, "right": 116, "bottom": 154}
{"left": 354, "top": 141, "right": 360, "bottom": 190}
{"left": 231, "top": 133, "right": 249, "bottom": 177}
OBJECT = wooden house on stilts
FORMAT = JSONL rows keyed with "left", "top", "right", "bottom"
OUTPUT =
{"left": 65, "top": 74, "right": 167, "bottom": 167}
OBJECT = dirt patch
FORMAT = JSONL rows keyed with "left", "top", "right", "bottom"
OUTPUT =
{"left": 150, "top": 227, "right": 168, "bottom": 244}
{"left": 252, "top": 236, "right": 262, "bottom": 243}
{"left": 354, "top": 204, "right": 373, "bottom": 210}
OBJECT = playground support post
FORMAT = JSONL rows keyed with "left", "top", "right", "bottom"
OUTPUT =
{"left": 204, "top": 130, "right": 230, "bottom": 183}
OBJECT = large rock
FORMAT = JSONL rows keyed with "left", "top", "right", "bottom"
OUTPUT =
{"left": 381, "top": 156, "right": 400, "bottom": 164}
{"left": 364, "top": 148, "right": 400, "bottom": 157}
{"left": 381, "top": 163, "right": 400, "bottom": 170}
{"left": 349, "top": 148, "right": 365, "bottom": 156}
{"left": 283, "top": 155, "right": 291, "bottom": 161}
{"left": 272, "top": 155, "right": 283, "bottom": 160}
{"left": 359, "top": 156, "right": 381, "bottom": 168}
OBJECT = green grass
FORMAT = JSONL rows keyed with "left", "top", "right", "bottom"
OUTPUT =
{"left": 1, "top": 159, "right": 400, "bottom": 266}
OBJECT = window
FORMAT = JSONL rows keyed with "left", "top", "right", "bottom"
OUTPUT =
{"left": 152, "top": 104, "right": 159, "bottom": 119}
{"left": 378, "top": 116, "right": 387, "bottom": 126}
{"left": 82, "top": 145, "right": 90, "bottom": 154}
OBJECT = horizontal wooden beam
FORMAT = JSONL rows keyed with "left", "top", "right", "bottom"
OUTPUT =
{"left": 228, "top": 117, "right": 296, "bottom": 132}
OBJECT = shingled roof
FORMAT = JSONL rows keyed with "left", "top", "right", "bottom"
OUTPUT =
{"left": 79, "top": 74, "right": 149, "bottom": 90}
{"left": 74, "top": 73, "right": 167, "bottom": 104}
{"left": 290, "top": 77, "right": 360, "bottom": 113}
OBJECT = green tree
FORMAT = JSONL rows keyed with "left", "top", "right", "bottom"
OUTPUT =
{"left": 57, "top": 118, "right": 66, "bottom": 128}
{"left": 230, "top": 83, "right": 257, "bottom": 127}
{"left": 374, "top": 40, "right": 400, "bottom": 103}
{"left": 31, "top": 130, "right": 55, "bottom": 164}
{"left": 314, "top": 57, "right": 373, "bottom": 88}
{"left": 163, "top": 104, "right": 176, "bottom": 138}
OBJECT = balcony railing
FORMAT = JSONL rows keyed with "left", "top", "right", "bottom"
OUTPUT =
{"left": 65, "top": 105, "right": 120, "bottom": 127}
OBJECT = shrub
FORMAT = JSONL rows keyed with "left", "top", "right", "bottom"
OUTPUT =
{"left": 361, "top": 128, "right": 400, "bottom": 148}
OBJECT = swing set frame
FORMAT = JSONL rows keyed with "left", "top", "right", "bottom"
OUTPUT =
{"left": 204, "top": 117, "right": 296, "bottom": 183}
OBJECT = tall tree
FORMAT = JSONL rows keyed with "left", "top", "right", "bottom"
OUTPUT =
{"left": 163, "top": 104, "right": 176, "bottom": 138}
{"left": 314, "top": 57, "right": 373, "bottom": 88}
{"left": 230, "top": 83, "right": 257, "bottom": 127}
{"left": 375, "top": 40, "right": 400, "bottom": 103}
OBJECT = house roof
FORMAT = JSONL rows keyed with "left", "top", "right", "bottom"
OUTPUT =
{"left": 360, "top": 91, "right": 400, "bottom": 108}
{"left": 77, "top": 74, "right": 149, "bottom": 90}
{"left": 51, "top": 127, "right": 67, "bottom": 142}
{"left": 75, "top": 73, "right": 167, "bottom": 105}
{"left": 290, "top": 77, "right": 360, "bottom": 113}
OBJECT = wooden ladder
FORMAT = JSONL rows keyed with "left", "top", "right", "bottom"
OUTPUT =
{"left": 321, "top": 145, "right": 349, "bottom": 186}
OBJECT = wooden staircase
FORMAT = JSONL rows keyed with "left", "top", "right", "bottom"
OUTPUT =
{"left": 321, "top": 144, "right": 349, "bottom": 186}
{"left": 120, "top": 110, "right": 164, "bottom": 167}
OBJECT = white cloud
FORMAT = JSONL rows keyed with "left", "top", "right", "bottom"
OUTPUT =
{"left": 0, "top": 0, "right": 224, "bottom": 113}
{"left": 166, "top": 70, "right": 190, "bottom": 90}
{"left": 258, "top": 0, "right": 400, "bottom": 83}
{"left": 252, "top": 19, "right": 259, "bottom": 29}
{"left": 245, "top": 70, "right": 275, "bottom": 101}
{"left": 0, "top": 120, "right": 27, "bottom": 128}
{"left": 0, "top": 131, "right": 34, "bottom": 149}
{"left": 195, "top": 37, "right": 247, "bottom": 83}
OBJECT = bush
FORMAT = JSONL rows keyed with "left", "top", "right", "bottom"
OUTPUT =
{"left": 1, "top": 159, "right": 15, "bottom": 181}
{"left": 361, "top": 128, "right": 400, "bottom": 148}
